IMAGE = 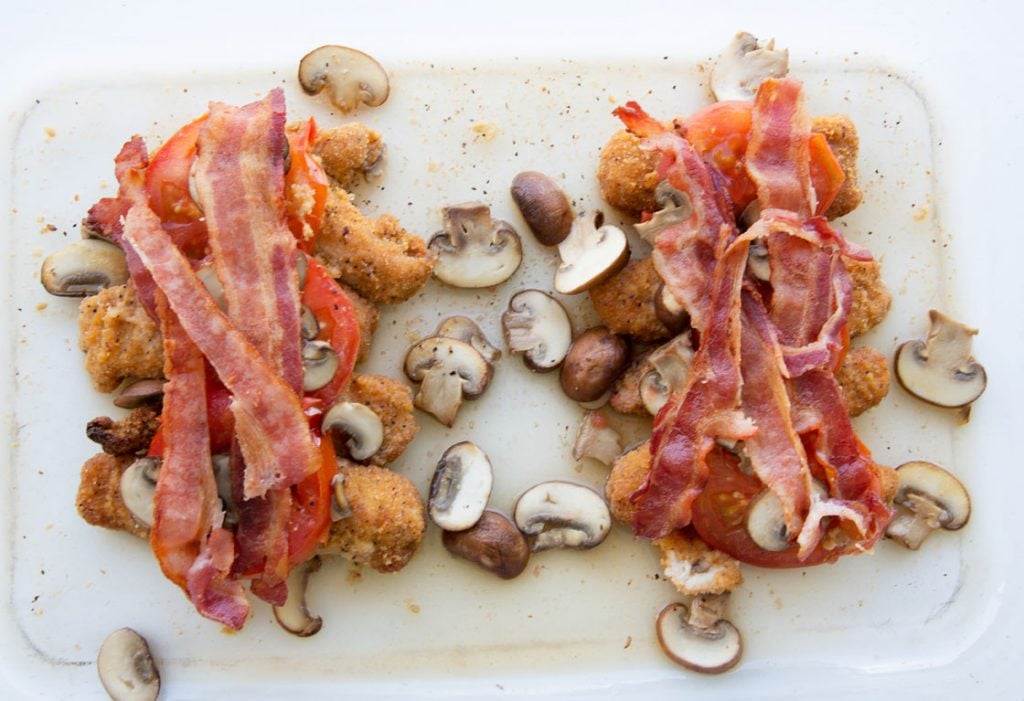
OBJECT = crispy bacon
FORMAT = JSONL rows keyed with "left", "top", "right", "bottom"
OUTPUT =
{"left": 151, "top": 292, "right": 249, "bottom": 629}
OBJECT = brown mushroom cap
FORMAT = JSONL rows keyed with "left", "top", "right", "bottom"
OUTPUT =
{"left": 442, "top": 510, "right": 530, "bottom": 579}
{"left": 656, "top": 602, "right": 743, "bottom": 675}
{"left": 510, "top": 171, "right": 574, "bottom": 246}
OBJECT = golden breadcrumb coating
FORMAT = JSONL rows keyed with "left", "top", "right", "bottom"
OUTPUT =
{"left": 320, "top": 463, "right": 425, "bottom": 573}
{"left": 597, "top": 129, "right": 661, "bottom": 215}
{"left": 836, "top": 346, "right": 890, "bottom": 417}
{"left": 86, "top": 405, "right": 161, "bottom": 456}
{"left": 312, "top": 123, "right": 384, "bottom": 191}
{"left": 878, "top": 463, "right": 899, "bottom": 505}
{"left": 845, "top": 256, "right": 892, "bottom": 337}
{"left": 609, "top": 347, "right": 654, "bottom": 416}
{"left": 76, "top": 453, "right": 149, "bottom": 539}
{"left": 315, "top": 185, "right": 434, "bottom": 304}
{"left": 340, "top": 374, "right": 419, "bottom": 466}
{"left": 590, "top": 257, "right": 671, "bottom": 342}
{"left": 655, "top": 531, "right": 743, "bottom": 595}
{"left": 606, "top": 441, "right": 652, "bottom": 525}
{"left": 336, "top": 282, "right": 379, "bottom": 363}
{"left": 812, "top": 115, "right": 863, "bottom": 220}
{"left": 78, "top": 284, "right": 164, "bottom": 392}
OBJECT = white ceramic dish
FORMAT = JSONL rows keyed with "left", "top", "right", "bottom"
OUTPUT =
{"left": 3, "top": 2, "right": 1022, "bottom": 698}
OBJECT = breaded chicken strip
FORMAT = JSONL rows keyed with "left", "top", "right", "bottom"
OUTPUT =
{"left": 78, "top": 284, "right": 164, "bottom": 392}
{"left": 606, "top": 441, "right": 652, "bottom": 525}
{"left": 655, "top": 531, "right": 743, "bottom": 595}
{"left": 340, "top": 374, "right": 419, "bottom": 466}
{"left": 315, "top": 185, "right": 434, "bottom": 304}
{"left": 845, "top": 256, "right": 891, "bottom": 337}
{"left": 590, "top": 257, "right": 671, "bottom": 343}
{"left": 312, "top": 123, "right": 384, "bottom": 191}
{"left": 812, "top": 115, "right": 862, "bottom": 220}
{"left": 836, "top": 346, "right": 890, "bottom": 417}
{"left": 337, "top": 282, "right": 379, "bottom": 363}
{"left": 76, "top": 453, "right": 149, "bottom": 539}
{"left": 596, "top": 129, "right": 661, "bottom": 216}
{"left": 321, "top": 463, "right": 425, "bottom": 573}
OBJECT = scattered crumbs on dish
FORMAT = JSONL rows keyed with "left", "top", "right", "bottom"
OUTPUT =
{"left": 427, "top": 160, "right": 441, "bottom": 173}
{"left": 36, "top": 302, "right": 48, "bottom": 311}
{"left": 35, "top": 215, "right": 45, "bottom": 223}
{"left": 73, "top": 193, "right": 80, "bottom": 202}
{"left": 219, "top": 625, "right": 241, "bottom": 635}
{"left": 405, "top": 599, "right": 421, "bottom": 614}
{"left": 532, "top": 564, "right": 544, "bottom": 578}
{"left": 471, "top": 122, "right": 500, "bottom": 142}
{"left": 32, "top": 248, "right": 43, "bottom": 257}
{"left": 913, "top": 206, "right": 929, "bottom": 222}
{"left": 39, "top": 223, "right": 56, "bottom": 234}
{"left": 346, "top": 568, "right": 362, "bottom": 585}
{"left": 44, "top": 127, "right": 56, "bottom": 140}
{"left": 624, "top": 635, "right": 633, "bottom": 650}
{"left": 33, "top": 608, "right": 45, "bottom": 617}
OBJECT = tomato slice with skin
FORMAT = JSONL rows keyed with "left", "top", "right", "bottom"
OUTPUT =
{"left": 689, "top": 447, "right": 843, "bottom": 568}
{"left": 302, "top": 254, "right": 360, "bottom": 408}
{"left": 284, "top": 119, "right": 329, "bottom": 252}
{"left": 681, "top": 101, "right": 846, "bottom": 218}
{"left": 143, "top": 114, "right": 208, "bottom": 257}
{"left": 286, "top": 405, "right": 337, "bottom": 567}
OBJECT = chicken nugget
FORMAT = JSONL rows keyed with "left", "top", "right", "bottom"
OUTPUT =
{"left": 845, "top": 256, "right": 891, "bottom": 337}
{"left": 312, "top": 123, "right": 384, "bottom": 190}
{"left": 597, "top": 130, "right": 660, "bottom": 215}
{"left": 812, "top": 114, "right": 863, "bottom": 220}
{"left": 590, "top": 257, "right": 671, "bottom": 343}
{"left": 836, "top": 346, "right": 890, "bottom": 417}
{"left": 78, "top": 284, "right": 164, "bottom": 393}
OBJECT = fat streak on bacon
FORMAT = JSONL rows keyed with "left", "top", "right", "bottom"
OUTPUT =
{"left": 624, "top": 77, "right": 892, "bottom": 565}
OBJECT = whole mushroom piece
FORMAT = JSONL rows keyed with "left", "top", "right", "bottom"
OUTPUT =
{"left": 895, "top": 310, "right": 987, "bottom": 409}
{"left": 298, "top": 45, "right": 390, "bottom": 113}
{"left": 429, "top": 203, "right": 523, "bottom": 288}
{"left": 510, "top": 171, "right": 574, "bottom": 246}
{"left": 442, "top": 510, "right": 531, "bottom": 580}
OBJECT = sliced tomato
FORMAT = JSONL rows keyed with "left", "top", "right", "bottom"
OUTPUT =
{"left": 287, "top": 419, "right": 337, "bottom": 567}
{"left": 144, "top": 114, "right": 208, "bottom": 257}
{"left": 689, "top": 447, "right": 842, "bottom": 568}
{"left": 302, "top": 255, "right": 360, "bottom": 408}
{"left": 284, "top": 119, "right": 329, "bottom": 252}
{"left": 681, "top": 101, "right": 846, "bottom": 218}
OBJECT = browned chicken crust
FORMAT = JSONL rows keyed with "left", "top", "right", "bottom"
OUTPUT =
{"left": 312, "top": 123, "right": 384, "bottom": 191}
{"left": 812, "top": 115, "right": 862, "bottom": 220}
{"left": 836, "top": 346, "right": 890, "bottom": 417}
{"left": 609, "top": 347, "right": 655, "bottom": 416}
{"left": 76, "top": 453, "right": 149, "bottom": 539}
{"left": 845, "top": 256, "right": 891, "bottom": 338}
{"left": 590, "top": 257, "right": 671, "bottom": 343}
{"left": 338, "top": 282, "right": 380, "bottom": 363}
{"left": 321, "top": 463, "right": 425, "bottom": 573}
{"left": 340, "top": 374, "right": 419, "bottom": 466}
{"left": 315, "top": 185, "right": 434, "bottom": 304}
{"left": 655, "top": 531, "right": 743, "bottom": 595}
{"left": 606, "top": 441, "right": 652, "bottom": 525}
{"left": 86, "top": 405, "right": 161, "bottom": 456}
{"left": 78, "top": 284, "right": 164, "bottom": 392}
{"left": 596, "top": 129, "right": 661, "bottom": 215}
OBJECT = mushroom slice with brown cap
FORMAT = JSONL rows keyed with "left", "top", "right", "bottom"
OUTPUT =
{"left": 322, "top": 401, "right": 384, "bottom": 462}
{"left": 298, "top": 45, "right": 390, "bottom": 113}
{"left": 96, "top": 627, "right": 160, "bottom": 701}
{"left": 654, "top": 283, "right": 691, "bottom": 336}
{"left": 302, "top": 340, "right": 340, "bottom": 392}
{"left": 572, "top": 411, "right": 623, "bottom": 466}
{"left": 895, "top": 310, "right": 987, "bottom": 408}
{"left": 634, "top": 182, "right": 692, "bottom": 244}
{"left": 429, "top": 203, "right": 523, "bottom": 288}
{"left": 273, "top": 556, "right": 323, "bottom": 637}
{"left": 746, "top": 480, "right": 828, "bottom": 552}
{"left": 404, "top": 337, "right": 493, "bottom": 426}
{"left": 640, "top": 334, "right": 696, "bottom": 416}
{"left": 886, "top": 461, "right": 971, "bottom": 550}
{"left": 502, "top": 289, "right": 573, "bottom": 372}
{"left": 435, "top": 316, "right": 502, "bottom": 365}
{"left": 709, "top": 31, "right": 789, "bottom": 102}
{"left": 40, "top": 239, "right": 129, "bottom": 297}
{"left": 113, "top": 379, "right": 165, "bottom": 409}
{"left": 656, "top": 601, "right": 743, "bottom": 675}
{"left": 513, "top": 481, "right": 611, "bottom": 552}
{"left": 428, "top": 441, "right": 494, "bottom": 531}
{"left": 554, "top": 211, "right": 629, "bottom": 295}
{"left": 120, "top": 457, "right": 160, "bottom": 528}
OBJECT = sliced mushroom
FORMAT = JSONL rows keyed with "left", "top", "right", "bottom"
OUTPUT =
{"left": 656, "top": 602, "right": 742, "bottom": 675}
{"left": 96, "top": 627, "right": 160, "bottom": 701}
{"left": 560, "top": 326, "right": 630, "bottom": 403}
{"left": 709, "top": 31, "right": 789, "bottom": 102}
{"left": 331, "top": 472, "right": 353, "bottom": 521}
{"left": 322, "top": 401, "right": 384, "bottom": 462}
{"left": 640, "top": 334, "right": 696, "bottom": 415}
{"left": 302, "top": 340, "right": 340, "bottom": 392}
{"left": 212, "top": 453, "right": 238, "bottom": 527}
{"left": 572, "top": 411, "right": 623, "bottom": 466}
{"left": 501, "top": 289, "right": 573, "bottom": 372}
{"left": 554, "top": 211, "right": 629, "bottom": 295}
{"left": 442, "top": 509, "right": 531, "bottom": 579}
{"left": 120, "top": 457, "right": 160, "bottom": 528}
{"left": 40, "top": 239, "right": 129, "bottom": 297}
{"left": 895, "top": 310, "right": 987, "bottom": 408}
{"left": 298, "top": 45, "right": 390, "bottom": 113}
{"left": 404, "top": 336, "right": 493, "bottom": 426}
{"left": 634, "top": 182, "right": 692, "bottom": 244}
{"left": 746, "top": 237, "right": 771, "bottom": 282}
{"left": 886, "top": 461, "right": 971, "bottom": 550}
{"left": 746, "top": 480, "right": 828, "bottom": 552}
{"left": 429, "top": 203, "right": 523, "bottom": 288}
{"left": 653, "top": 283, "right": 691, "bottom": 335}
{"left": 300, "top": 305, "right": 320, "bottom": 342}
{"left": 195, "top": 262, "right": 227, "bottom": 311}
{"left": 510, "top": 171, "right": 574, "bottom": 246}
{"left": 435, "top": 316, "right": 502, "bottom": 365}
{"left": 428, "top": 441, "right": 494, "bottom": 531}
{"left": 513, "top": 481, "right": 611, "bottom": 552}
{"left": 272, "top": 556, "right": 323, "bottom": 637}
{"left": 113, "top": 379, "right": 165, "bottom": 409}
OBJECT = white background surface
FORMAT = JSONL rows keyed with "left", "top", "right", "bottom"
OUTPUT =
{"left": 3, "top": 1, "right": 1023, "bottom": 698}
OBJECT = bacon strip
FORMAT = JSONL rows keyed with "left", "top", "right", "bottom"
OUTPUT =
{"left": 151, "top": 292, "right": 249, "bottom": 629}
{"left": 121, "top": 203, "right": 321, "bottom": 499}
{"left": 746, "top": 78, "right": 817, "bottom": 218}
